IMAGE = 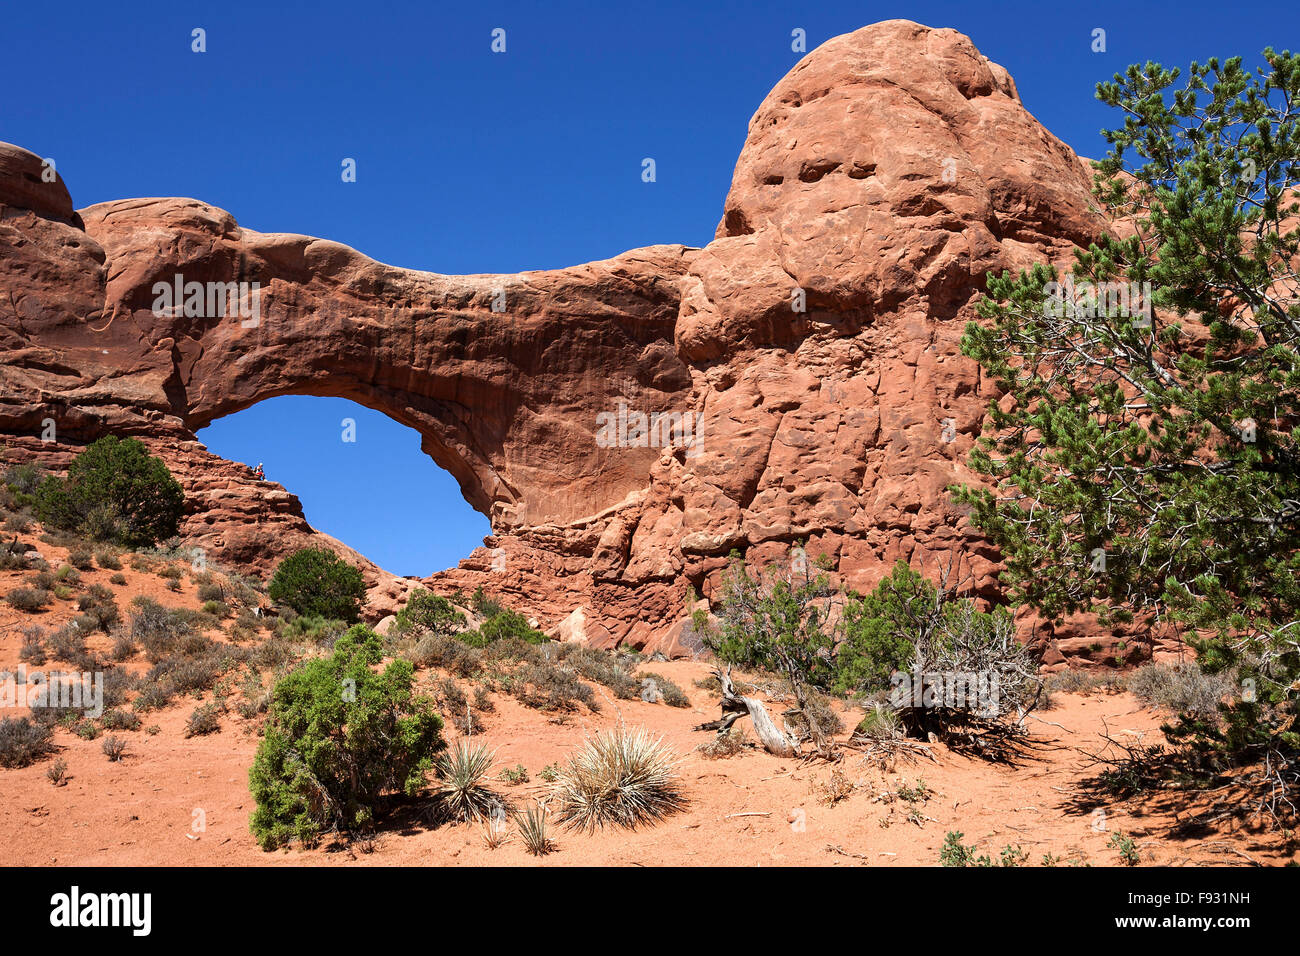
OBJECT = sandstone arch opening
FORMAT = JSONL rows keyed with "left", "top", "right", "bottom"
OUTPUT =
{"left": 196, "top": 395, "right": 490, "bottom": 577}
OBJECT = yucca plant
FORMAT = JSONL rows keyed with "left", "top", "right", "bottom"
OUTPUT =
{"left": 515, "top": 801, "right": 554, "bottom": 856}
{"left": 555, "top": 725, "right": 685, "bottom": 831}
{"left": 435, "top": 741, "right": 503, "bottom": 823}
{"left": 481, "top": 808, "right": 512, "bottom": 849}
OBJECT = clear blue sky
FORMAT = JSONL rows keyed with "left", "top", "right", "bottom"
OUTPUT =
{"left": 5, "top": 0, "right": 1293, "bottom": 576}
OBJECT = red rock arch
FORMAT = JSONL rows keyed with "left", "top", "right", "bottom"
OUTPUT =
{"left": 1, "top": 21, "right": 1124, "bottom": 659}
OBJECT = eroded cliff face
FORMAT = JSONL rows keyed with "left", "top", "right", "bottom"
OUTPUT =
{"left": 0, "top": 21, "right": 1146, "bottom": 663}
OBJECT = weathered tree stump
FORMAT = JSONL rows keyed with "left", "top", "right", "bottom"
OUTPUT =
{"left": 695, "top": 667, "right": 800, "bottom": 757}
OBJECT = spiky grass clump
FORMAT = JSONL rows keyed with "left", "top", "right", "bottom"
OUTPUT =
{"left": 435, "top": 741, "right": 504, "bottom": 823}
{"left": 555, "top": 725, "right": 685, "bottom": 831}
{"left": 515, "top": 801, "right": 555, "bottom": 856}
{"left": 481, "top": 809, "right": 512, "bottom": 849}
{"left": 853, "top": 701, "right": 902, "bottom": 741}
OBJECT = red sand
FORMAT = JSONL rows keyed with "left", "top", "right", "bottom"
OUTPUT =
{"left": 2, "top": 535, "right": 1294, "bottom": 867}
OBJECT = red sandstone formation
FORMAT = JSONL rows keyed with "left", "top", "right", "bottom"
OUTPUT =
{"left": 0, "top": 20, "right": 1145, "bottom": 663}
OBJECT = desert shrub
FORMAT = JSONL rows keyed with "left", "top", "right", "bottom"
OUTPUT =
{"left": 3, "top": 513, "right": 32, "bottom": 533}
{"left": 94, "top": 549, "right": 122, "bottom": 570}
{"left": 6, "top": 587, "right": 49, "bottom": 612}
{"left": 133, "top": 643, "right": 242, "bottom": 712}
{"left": 555, "top": 726, "right": 685, "bottom": 831}
{"left": 249, "top": 626, "right": 445, "bottom": 849}
{"left": 77, "top": 584, "right": 119, "bottom": 631}
{"left": 0, "top": 717, "right": 55, "bottom": 768}
{"left": 693, "top": 671, "right": 755, "bottom": 695}
{"left": 940, "top": 831, "right": 980, "bottom": 867}
{"left": 1128, "top": 662, "right": 1235, "bottom": 719}
{"left": 786, "top": 689, "right": 844, "bottom": 741}
{"left": 559, "top": 646, "right": 638, "bottom": 699}
{"left": 409, "top": 633, "right": 482, "bottom": 677}
{"left": 75, "top": 719, "right": 101, "bottom": 741}
{"left": 201, "top": 600, "right": 229, "bottom": 618}
{"left": 474, "top": 608, "right": 548, "bottom": 645}
{"left": 19, "top": 629, "right": 47, "bottom": 665}
{"left": 896, "top": 778, "right": 932, "bottom": 804}
{"left": 250, "top": 636, "right": 298, "bottom": 670}
{"left": 3, "top": 462, "right": 45, "bottom": 496}
{"left": 101, "top": 735, "right": 127, "bottom": 761}
{"left": 435, "top": 678, "right": 483, "bottom": 734}
{"left": 0, "top": 539, "right": 30, "bottom": 569}
{"left": 639, "top": 671, "right": 690, "bottom": 708}
{"left": 854, "top": 701, "right": 903, "bottom": 741}
{"left": 237, "top": 693, "right": 270, "bottom": 720}
{"left": 132, "top": 682, "right": 175, "bottom": 713}
{"left": 176, "top": 629, "right": 217, "bottom": 656}
{"left": 228, "top": 609, "right": 261, "bottom": 642}
{"left": 34, "top": 436, "right": 184, "bottom": 547}
{"left": 937, "top": 831, "right": 1027, "bottom": 867}
{"left": 516, "top": 662, "right": 597, "bottom": 713}
{"left": 279, "top": 613, "right": 347, "bottom": 647}
{"left": 472, "top": 685, "right": 494, "bottom": 713}
{"left": 470, "top": 586, "right": 503, "bottom": 619}
{"left": 436, "top": 678, "right": 468, "bottom": 716}
{"left": 196, "top": 582, "right": 225, "bottom": 603}
{"left": 814, "top": 766, "right": 856, "bottom": 806}
{"left": 1044, "top": 668, "right": 1124, "bottom": 699}
{"left": 481, "top": 637, "right": 545, "bottom": 666}
{"left": 698, "top": 726, "right": 749, "bottom": 759}
{"left": 111, "top": 630, "right": 137, "bottom": 661}
{"left": 185, "top": 702, "right": 222, "bottom": 738}
{"left": 393, "top": 590, "right": 465, "bottom": 637}
{"left": 101, "top": 708, "right": 142, "bottom": 732}
{"left": 434, "top": 741, "right": 504, "bottom": 823}
{"left": 100, "top": 668, "right": 137, "bottom": 710}
{"left": 130, "top": 598, "right": 192, "bottom": 662}
{"left": 28, "top": 701, "right": 82, "bottom": 728}
{"left": 236, "top": 671, "right": 271, "bottom": 719}
{"left": 27, "top": 570, "right": 55, "bottom": 591}
{"left": 1109, "top": 831, "right": 1141, "bottom": 866}
{"left": 158, "top": 564, "right": 183, "bottom": 581}
{"left": 268, "top": 548, "right": 366, "bottom": 624}
{"left": 46, "top": 758, "right": 68, "bottom": 786}
{"left": 837, "top": 562, "right": 1043, "bottom": 740}
{"left": 146, "top": 650, "right": 225, "bottom": 697}
{"left": 66, "top": 548, "right": 94, "bottom": 571}
{"left": 500, "top": 764, "right": 529, "bottom": 785}
{"left": 46, "top": 623, "right": 86, "bottom": 661}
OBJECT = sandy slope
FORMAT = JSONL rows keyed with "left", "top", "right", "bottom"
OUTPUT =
{"left": 1, "top": 535, "right": 1294, "bottom": 867}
